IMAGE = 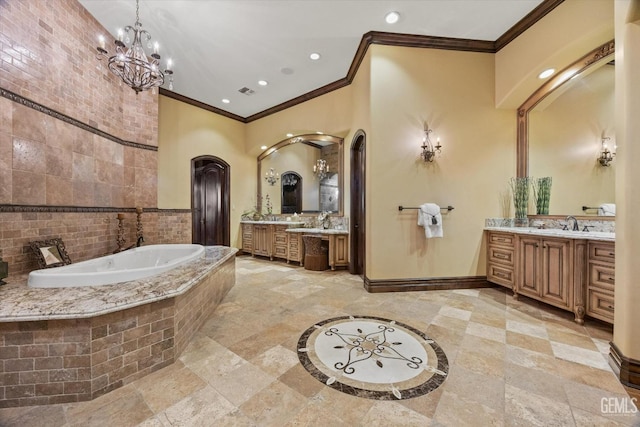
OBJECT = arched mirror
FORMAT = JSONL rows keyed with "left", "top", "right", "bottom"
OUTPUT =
{"left": 258, "top": 134, "right": 344, "bottom": 215}
{"left": 517, "top": 40, "right": 615, "bottom": 216}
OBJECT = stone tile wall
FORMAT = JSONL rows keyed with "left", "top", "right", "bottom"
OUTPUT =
{"left": 0, "top": 211, "right": 192, "bottom": 277}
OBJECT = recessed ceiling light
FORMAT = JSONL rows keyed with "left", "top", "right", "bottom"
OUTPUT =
{"left": 385, "top": 11, "right": 400, "bottom": 24}
{"left": 309, "top": 53, "right": 321, "bottom": 61}
{"left": 538, "top": 68, "right": 555, "bottom": 79}
{"left": 286, "top": 133, "right": 293, "bottom": 137}
{"left": 258, "top": 80, "right": 268, "bottom": 86}
{"left": 260, "top": 145, "right": 267, "bottom": 150}
{"left": 222, "top": 98, "right": 230, "bottom": 104}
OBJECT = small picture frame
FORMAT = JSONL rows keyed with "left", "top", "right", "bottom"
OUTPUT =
{"left": 29, "top": 238, "right": 72, "bottom": 269}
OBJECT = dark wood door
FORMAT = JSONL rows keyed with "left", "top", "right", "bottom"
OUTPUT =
{"left": 350, "top": 131, "right": 366, "bottom": 276}
{"left": 192, "top": 156, "right": 230, "bottom": 246}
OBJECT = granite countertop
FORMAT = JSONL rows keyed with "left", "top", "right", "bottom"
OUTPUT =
{"left": 240, "top": 220, "right": 306, "bottom": 225}
{"left": 285, "top": 227, "right": 349, "bottom": 235}
{"left": 0, "top": 247, "right": 238, "bottom": 322}
{"left": 485, "top": 227, "right": 615, "bottom": 242}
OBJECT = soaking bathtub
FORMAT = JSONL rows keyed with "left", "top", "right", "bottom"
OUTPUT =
{"left": 28, "top": 244, "right": 205, "bottom": 288}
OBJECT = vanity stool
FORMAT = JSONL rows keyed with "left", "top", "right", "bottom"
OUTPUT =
{"left": 302, "top": 234, "right": 329, "bottom": 271}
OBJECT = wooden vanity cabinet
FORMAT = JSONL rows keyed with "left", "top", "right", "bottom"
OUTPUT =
{"left": 252, "top": 224, "right": 271, "bottom": 258}
{"left": 486, "top": 231, "right": 516, "bottom": 290}
{"left": 516, "top": 236, "right": 573, "bottom": 310}
{"left": 287, "top": 233, "right": 303, "bottom": 265}
{"left": 241, "top": 223, "right": 253, "bottom": 254}
{"left": 586, "top": 241, "right": 615, "bottom": 323}
{"left": 273, "top": 225, "right": 289, "bottom": 260}
{"left": 329, "top": 234, "right": 349, "bottom": 270}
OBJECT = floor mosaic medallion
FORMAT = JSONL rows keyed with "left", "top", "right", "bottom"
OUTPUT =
{"left": 297, "top": 315, "right": 448, "bottom": 400}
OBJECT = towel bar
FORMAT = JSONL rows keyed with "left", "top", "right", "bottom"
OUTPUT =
{"left": 398, "top": 205, "right": 454, "bottom": 211}
{"left": 582, "top": 206, "right": 599, "bottom": 212}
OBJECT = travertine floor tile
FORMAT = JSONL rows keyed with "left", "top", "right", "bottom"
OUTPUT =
{"left": 1, "top": 256, "right": 639, "bottom": 426}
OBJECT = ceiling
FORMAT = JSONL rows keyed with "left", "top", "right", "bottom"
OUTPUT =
{"left": 79, "top": 0, "right": 544, "bottom": 119}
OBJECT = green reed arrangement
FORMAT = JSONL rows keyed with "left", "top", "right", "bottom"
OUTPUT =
{"left": 509, "top": 177, "right": 530, "bottom": 219}
{"left": 532, "top": 177, "right": 552, "bottom": 215}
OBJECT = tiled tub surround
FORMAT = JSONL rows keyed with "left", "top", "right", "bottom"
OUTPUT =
{"left": 0, "top": 210, "right": 192, "bottom": 277}
{"left": 0, "top": 246, "right": 236, "bottom": 408}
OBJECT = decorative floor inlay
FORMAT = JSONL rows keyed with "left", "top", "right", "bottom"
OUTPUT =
{"left": 297, "top": 315, "right": 448, "bottom": 400}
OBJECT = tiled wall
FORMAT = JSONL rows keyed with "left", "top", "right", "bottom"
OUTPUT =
{"left": 0, "top": 0, "right": 195, "bottom": 276}
{"left": 0, "top": 0, "right": 157, "bottom": 146}
{"left": 0, "top": 211, "right": 192, "bottom": 277}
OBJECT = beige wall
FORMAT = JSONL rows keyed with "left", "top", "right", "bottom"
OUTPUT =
{"left": 613, "top": 0, "right": 640, "bottom": 364}
{"left": 367, "top": 45, "right": 514, "bottom": 280}
{"left": 496, "top": 0, "right": 614, "bottom": 109}
{"left": 157, "top": 96, "right": 252, "bottom": 247}
{"left": 529, "top": 64, "right": 615, "bottom": 215}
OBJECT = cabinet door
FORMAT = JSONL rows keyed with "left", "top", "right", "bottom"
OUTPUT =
{"left": 241, "top": 224, "right": 253, "bottom": 253}
{"left": 273, "top": 225, "right": 288, "bottom": 260}
{"left": 287, "top": 233, "right": 303, "bottom": 264}
{"left": 517, "top": 237, "right": 541, "bottom": 297}
{"left": 332, "top": 235, "right": 349, "bottom": 267}
{"left": 540, "top": 238, "right": 572, "bottom": 308}
{"left": 253, "top": 225, "right": 270, "bottom": 257}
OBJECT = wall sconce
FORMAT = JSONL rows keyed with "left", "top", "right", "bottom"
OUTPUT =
{"left": 264, "top": 168, "right": 279, "bottom": 185}
{"left": 420, "top": 124, "right": 441, "bottom": 162}
{"left": 598, "top": 136, "right": 616, "bottom": 167}
{"left": 313, "top": 159, "right": 329, "bottom": 180}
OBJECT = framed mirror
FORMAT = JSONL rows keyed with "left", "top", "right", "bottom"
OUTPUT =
{"left": 517, "top": 40, "right": 615, "bottom": 216}
{"left": 258, "top": 134, "right": 344, "bottom": 215}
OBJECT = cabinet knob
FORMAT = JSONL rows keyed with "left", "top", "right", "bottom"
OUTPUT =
{"left": 607, "top": 304, "right": 614, "bottom": 310}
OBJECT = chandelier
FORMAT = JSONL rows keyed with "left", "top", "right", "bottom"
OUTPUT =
{"left": 264, "top": 168, "right": 280, "bottom": 186}
{"left": 313, "top": 159, "right": 329, "bottom": 180}
{"left": 95, "top": 0, "right": 174, "bottom": 94}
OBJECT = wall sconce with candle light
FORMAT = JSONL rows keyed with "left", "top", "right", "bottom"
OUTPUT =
{"left": 598, "top": 136, "right": 616, "bottom": 167}
{"left": 420, "top": 124, "right": 442, "bottom": 162}
{"left": 265, "top": 168, "right": 279, "bottom": 185}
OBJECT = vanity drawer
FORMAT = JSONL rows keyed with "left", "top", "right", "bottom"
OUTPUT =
{"left": 589, "top": 263, "right": 615, "bottom": 291}
{"left": 487, "top": 263, "right": 514, "bottom": 288}
{"left": 488, "top": 245, "right": 514, "bottom": 267}
{"left": 588, "top": 242, "right": 615, "bottom": 264}
{"left": 587, "top": 289, "right": 614, "bottom": 323}
{"left": 488, "top": 232, "right": 514, "bottom": 246}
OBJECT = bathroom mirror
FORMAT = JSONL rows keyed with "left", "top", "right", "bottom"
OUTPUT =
{"left": 517, "top": 40, "right": 615, "bottom": 216}
{"left": 258, "top": 134, "right": 344, "bottom": 215}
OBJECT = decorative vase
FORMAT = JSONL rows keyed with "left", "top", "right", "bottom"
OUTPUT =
{"left": 252, "top": 212, "right": 262, "bottom": 221}
{"left": 509, "top": 177, "right": 530, "bottom": 225}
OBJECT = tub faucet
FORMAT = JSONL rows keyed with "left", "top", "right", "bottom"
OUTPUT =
{"left": 136, "top": 235, "right": 144, "bottom": 247}
{"left": 565, "top": 215, "right": 579, "bottom": 231}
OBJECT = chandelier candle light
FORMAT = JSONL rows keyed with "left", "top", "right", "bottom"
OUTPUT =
{"left": 314, "top": 159, "right": 329, "bottom": 180}
{"left": 598, "top": 136, "right": 616, "bottom": 166}
{"left": 96, "top": 0, "right": 174, "bottom": 93}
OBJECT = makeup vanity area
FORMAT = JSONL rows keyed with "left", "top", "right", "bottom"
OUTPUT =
{"left": 242, "top": 133, "right": 349, "bottom": 270}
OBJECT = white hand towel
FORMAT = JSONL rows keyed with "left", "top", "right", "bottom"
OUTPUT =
{"left": 418, "top": 203, "right": 443, "bottom": 238}
{"left": 598, "top": 203, "right": 616, "bottom": 216}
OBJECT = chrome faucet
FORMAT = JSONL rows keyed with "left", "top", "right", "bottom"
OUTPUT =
{"left": 565, "top": 215, "right": 579, "bottom": 231}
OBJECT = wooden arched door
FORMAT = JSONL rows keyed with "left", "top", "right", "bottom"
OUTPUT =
{"left": 350, "top": 130, "right": 366, "bottom": 276}
{"left": 192, "top": 156, "right": 230, "bottom": 246}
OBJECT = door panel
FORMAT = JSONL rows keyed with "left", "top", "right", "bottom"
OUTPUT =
{"left": 192, "top": 156, "right": 230, "bottom": 246}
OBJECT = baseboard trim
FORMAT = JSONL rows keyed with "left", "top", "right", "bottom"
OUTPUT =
{"left": 609, "top": 342, "right": 640, "bottom": 390}
{"left": 363, "top": 275, "right": 493, "bottom": 293}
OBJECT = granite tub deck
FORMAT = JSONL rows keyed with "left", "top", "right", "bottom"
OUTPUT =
{"left": 0, "top": 246, "right": 237, "bottom": 408}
